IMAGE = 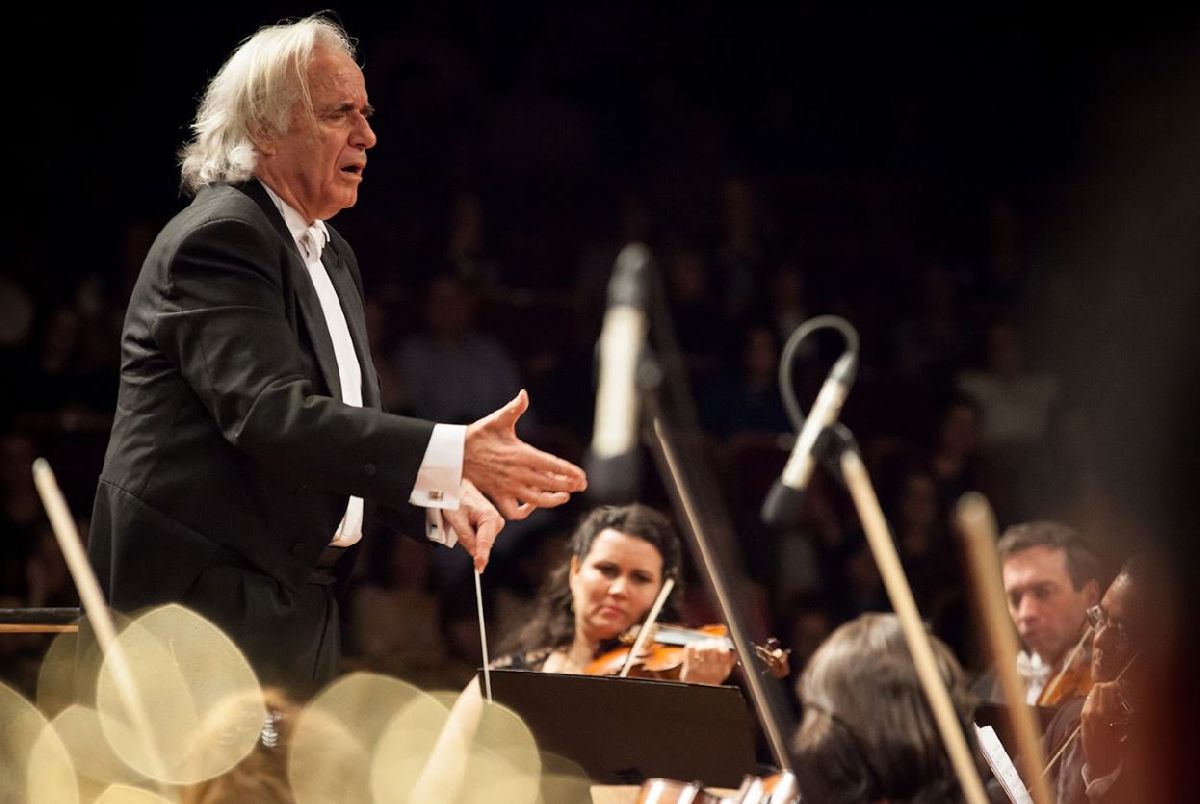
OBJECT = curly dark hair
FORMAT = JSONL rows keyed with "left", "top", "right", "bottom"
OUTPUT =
{"left": 502, "top": 504, "right": 683, "bottom": 655}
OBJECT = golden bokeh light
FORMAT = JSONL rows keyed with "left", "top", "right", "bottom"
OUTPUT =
{"left": 94, "top": 604, "right": 264, "bottom": 785}
{"left": 92, "top": 784, "right": 177, "bottom": 803}
{"left": 1, "top": 680, "right": 79, "bottom": 804}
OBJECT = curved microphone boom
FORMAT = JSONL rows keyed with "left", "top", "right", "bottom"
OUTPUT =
{"left": 761, "top": 317, "right": 859, "bottom": 528}
{"left": 586, "top": 242, "right": 652, "bottom": 504}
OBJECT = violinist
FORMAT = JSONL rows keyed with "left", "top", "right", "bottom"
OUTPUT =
{"left": 1041, "top": 554, "right": 1171, "bottom": 804}
{"left": 493, "top": 504, "right": 736, "bottom": 684}
{"left": 972, "top": 521, "right": 1102, "bottom": 706}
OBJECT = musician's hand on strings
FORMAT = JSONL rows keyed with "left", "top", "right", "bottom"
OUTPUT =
{"left": 679, "top": 639, "right": 737, "bottom": 685}
{"left": 443, "top": 478, "right": 505, "bottom": 572}
{"left": 464, "top": 389, "right": 587, "bottom": 520}
{"left": 1080, "top": 680, "right": 1131, "bottom": 777}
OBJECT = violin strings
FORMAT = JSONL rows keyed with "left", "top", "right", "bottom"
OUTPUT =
{"left": 474, "top": 568, "right": 492, "bottom": 702}
{"left": 619, "top": 577, "right": 676, "bottom": 677}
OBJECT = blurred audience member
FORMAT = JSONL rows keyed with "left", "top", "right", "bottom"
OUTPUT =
{"left": 700, "top": 325, "right": 790, "bottom": 438}
{"left": 663, "top": 239, "right": 729, "bottom": 385}
{"left": 891, "top": 263, "right": 967, "bottom": 385}
{"left": 394, "top": 273, "right": 523, "bottom": 424}
{"left": 445, "top": 191, "right": 501, "bottom": 291}
{"left": 714, "top": 175, "right": 775, "bottom": 321}
{"left": 955, "top": 318, "right": 1059, "bottom": 451}
{"left": 348, "top": 534, "right": 446, "bottom": 686}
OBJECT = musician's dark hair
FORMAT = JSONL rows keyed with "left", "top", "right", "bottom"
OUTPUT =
{"left": 502, "top": 504, "right": 682, "bottom": 654}
{"left": 996, "top": 519, "right": 1102, "bottom": 592}
{"left": 792, "top": 613, "right": 982, "bottom": 804}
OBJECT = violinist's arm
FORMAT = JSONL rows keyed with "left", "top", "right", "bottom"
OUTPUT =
{"left": 679, "top": 639, "right": 737, "bottom": 685}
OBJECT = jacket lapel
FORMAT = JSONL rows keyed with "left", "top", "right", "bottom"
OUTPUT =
{"left": 239, "top": 180, "right": 344, "bottom": 401}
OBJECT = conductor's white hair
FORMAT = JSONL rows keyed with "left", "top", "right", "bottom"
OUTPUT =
{"left": 179, "top": 15, "right": 355, "bottom": 193}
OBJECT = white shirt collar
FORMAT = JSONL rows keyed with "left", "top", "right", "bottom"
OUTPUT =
{"left": 259, "top": 182, "right": 329, "bottom": 257}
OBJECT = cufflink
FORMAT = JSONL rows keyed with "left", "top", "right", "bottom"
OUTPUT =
{"left": 429, "top": 490, "right": 444, "bottom": 501}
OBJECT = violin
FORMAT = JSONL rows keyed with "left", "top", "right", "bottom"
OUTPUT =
{"left": 1036, "top": 624, "right": 1095, "bottom": 707}
{"left": 584, "top": 623, "right": 791, "bottom": 680}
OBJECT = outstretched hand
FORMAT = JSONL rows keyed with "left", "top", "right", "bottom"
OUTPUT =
{"left": 442, "top": 479, "right": 505, "bottom": 572}
{"left": 464, "top": 390, "right": 587, "bottom": 519}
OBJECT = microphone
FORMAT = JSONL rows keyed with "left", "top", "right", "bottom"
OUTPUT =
{"left": 761, "top": 350, "right": 858, "bottom": 528}
{"left": 585, "top": 243, "right": 652, "bottom": 503}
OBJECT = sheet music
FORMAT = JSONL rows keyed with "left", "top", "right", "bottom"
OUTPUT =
{"left": 974, "top": 723, "right": 1033, "bottom": 804}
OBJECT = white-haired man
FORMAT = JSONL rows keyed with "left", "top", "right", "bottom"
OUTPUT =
{"left": 88, "top": 15, "right": 586, "bottom": 695}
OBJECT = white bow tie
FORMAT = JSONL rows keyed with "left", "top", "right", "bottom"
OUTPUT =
{"left": 299, "top": 225, "right": 327, "bottom": 262}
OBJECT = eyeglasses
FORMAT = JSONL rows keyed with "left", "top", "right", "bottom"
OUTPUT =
{"left": 1086, "top": 604, "right": 1132, "bottom": 649}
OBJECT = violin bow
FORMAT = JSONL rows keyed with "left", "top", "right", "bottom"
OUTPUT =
{"left": 619, "top": 577, "right": 676, "bottom": 677}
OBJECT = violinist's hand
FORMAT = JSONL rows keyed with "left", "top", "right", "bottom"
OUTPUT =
{"left": 1080, "top": 680, "right": 1130, "bottom": 777}
{"left": 442, "top": 478, "right": 505, "bottom": 573}
{"left": 680, "top": 639, "right": 737, "bottom": 685}
{"left": 464, "top": 390, "right": 588, "bottom": 520}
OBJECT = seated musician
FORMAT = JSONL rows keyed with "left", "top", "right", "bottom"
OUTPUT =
{"left": 973, "top": 520, "right": 1103, "bottom": 707}
{"left": 493, "top": 503, "right": 735, "bottom": 684}
{"left": 792, "top": 613, "right": 984, "bottom": 803}
{"left": 1042, "top": 554, "right": 1171, "bottom": 804}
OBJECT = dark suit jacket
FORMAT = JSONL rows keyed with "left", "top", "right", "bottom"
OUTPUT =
{"left": 89, "top": 179, "right": 431, "bottom": 614}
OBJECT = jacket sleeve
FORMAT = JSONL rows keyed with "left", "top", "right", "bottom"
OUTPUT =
{"left": 151, "top": 214, "right": 434, "bottom": 505}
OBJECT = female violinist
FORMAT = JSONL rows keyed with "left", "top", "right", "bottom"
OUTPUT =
{"left": 493, "top": 504, "right": 736, "bottom": 684}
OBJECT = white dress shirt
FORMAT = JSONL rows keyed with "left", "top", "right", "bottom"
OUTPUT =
{"left": 263, "top": 184, "right": 463, "bottom": 548}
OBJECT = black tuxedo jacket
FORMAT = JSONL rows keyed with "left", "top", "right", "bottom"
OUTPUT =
{"left": 89, "top": 179, "right": 431, "bottom": 613}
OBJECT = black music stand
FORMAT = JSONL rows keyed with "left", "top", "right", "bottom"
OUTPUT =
{"left": 484, "top": 669, "right": 758, "bottom": 788}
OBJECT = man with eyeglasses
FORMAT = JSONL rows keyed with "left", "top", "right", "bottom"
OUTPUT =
{"left": 1042, "top": 555, "right": 1165, "bottom": 803}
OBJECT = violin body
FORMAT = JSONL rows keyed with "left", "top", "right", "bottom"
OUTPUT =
{"left": 583, "top": 624, "right": 790, "bottom": 680}
{"left": 1037, "top": 627, "right": 1095, "bottom": 707}
{"left": 1036, "top": 660, "right": 1094, "bottom": 707}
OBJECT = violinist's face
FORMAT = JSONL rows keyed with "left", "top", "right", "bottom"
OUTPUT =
{"left": 1002, "top": 545, "right": 1098, "bottom": 667}
{"left": 1091, "top": 572, "right": 1135, "bottom": 682}
{"left": 570, "top": 529, "right": 665, "bottom": 644}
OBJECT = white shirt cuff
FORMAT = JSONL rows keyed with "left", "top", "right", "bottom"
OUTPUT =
{"left": 1081, "top": 760, "right": 1123, "bottom": 797}
{"left": 425, "top": 508, "right": 458, "bottom": 548}
{"left": 409, "top": 424, "right": 465, "bottom": 510}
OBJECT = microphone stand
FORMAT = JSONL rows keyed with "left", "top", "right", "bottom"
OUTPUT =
{"left": 633, "top": 264, "right": 800, "bottom": 786}
{"left": 643, "top": 391, "right": 798, "bottom": 777}
{"left": 762, "top": 314, "right": 987, "bottom": 803}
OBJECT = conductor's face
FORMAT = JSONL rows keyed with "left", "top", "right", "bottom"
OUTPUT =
{"left": 255, "top": 46, "right": 377, "bottom": 222}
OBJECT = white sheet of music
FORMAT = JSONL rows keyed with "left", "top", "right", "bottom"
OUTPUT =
{"left": 974, "top": 723, "right": 1034, "bottom": 804}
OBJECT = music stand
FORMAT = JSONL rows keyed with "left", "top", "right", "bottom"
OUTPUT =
{"left": 484, "top": 669, "right": 759, "bottom": 788}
